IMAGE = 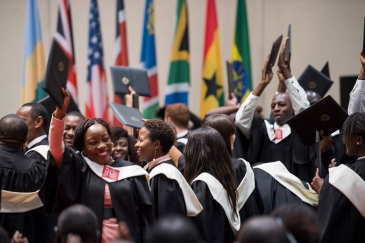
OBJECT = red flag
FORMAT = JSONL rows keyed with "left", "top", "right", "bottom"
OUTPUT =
{"left": 113, "top": 0, "right": 129, "bottom": 126}
{"left": 55, "top": 0, "right": 78, "bottom": 103}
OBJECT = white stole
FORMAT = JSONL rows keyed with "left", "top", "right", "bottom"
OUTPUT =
{"left": 192, "top": 173, "right": 240, "bottom": 235}
{"left": 329, "top": 164, "right": 365, "bottom": 218}
{"left": 83, "top": 156, "right": 148, "bottom": 183}
{"left": 149, "top": 163, "right": 203, "bottom": 217}
{"left": 253, "top": 161, "right": 318, "bottom": 206}
{"left": 0, "top": 190, "right": 43, "bottom": 213}
{"left": 236, "top": 159, "right": 255, "bottom": 210}
{"left": 25, "top": 145, "right": 49, "bottom": 160}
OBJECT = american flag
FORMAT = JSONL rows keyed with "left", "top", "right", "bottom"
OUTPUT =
{"left": 85, "top": 0, "right": 109, "bottom": 122}
{"left": 113, "top": 0, "right": 129, "bottom": 126}
{"left": 55, "top": 0, "right": 78, "bottom": 103}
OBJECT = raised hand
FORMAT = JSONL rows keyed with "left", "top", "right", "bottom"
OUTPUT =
{"left": 226, "top": 92, "right": 238, "bottom": 107}
{"left": 311, "top": 168, "right": 324, "bottom": 194}
{"left": 277, "top": 37, "right": 292, "bottom": 80}
{"left": 55, "top": 88, "right": 71, "bottom": 119}
{"left": 261, "top": 53, "right": 274, "bottom": 85}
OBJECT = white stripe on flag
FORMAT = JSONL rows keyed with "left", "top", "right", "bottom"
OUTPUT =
{"left": 91, "top": 65, "right": 108, "bottom": 118}
{"left": 66, "top": 82, "right": 78, "bottom": 103}
{"left": 143, "top": 96, "right": 159, "bottom": 110}
{"left": 164, "top": 83, "right": 189, "bottom": 96}
{"left": 114, "top": 36, "right": 121, "bottom": 61}
{"left": 118, "top": 10, "right": 125, "bottom": 23}
{"left": 147, "top": 66, "right": 157, "bottom": 77}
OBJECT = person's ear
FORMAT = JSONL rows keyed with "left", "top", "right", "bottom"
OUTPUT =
{"left": 165, "top": 116, "right": 171, "bottom": 123}
{"left": 358, "top": 136, "right": 363, "bottom": 145}
{"left": 35, "top": 116, "right": 44, "bottom": 129}
{"left": 154, "top": 140, "right": 161, "bottom": 149}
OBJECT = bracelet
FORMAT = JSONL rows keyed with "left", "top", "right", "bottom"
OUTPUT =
{"left": 358, "top": 76, "right": 365, "bottom": 80}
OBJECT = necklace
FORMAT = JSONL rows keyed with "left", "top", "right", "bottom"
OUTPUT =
{"left": 357, "top": 156, "right": 365, "bottom": 160}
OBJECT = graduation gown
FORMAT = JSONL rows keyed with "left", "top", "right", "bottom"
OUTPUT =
{"left": 190, "top": 172, "right": 237, "bottom": 243}
{"left": 147, "top": 160, "right": 186, "bottom": 218}
{"left": 318, "top": 160, "right": 365, "bottom": 243}
{"left": 53, "top": 147, "right": 154, "bottom": 243}
{"left": 0, "top": 145, "right": 46, "bottom": 243}
{"left": 231, "top": 158, "right": 262, "bottom": 223}
{"left": 253, "top": 162, "right": 318, "bottom": 214}
{"left": 233, "top": 115, "right": 317, "bottom": 182}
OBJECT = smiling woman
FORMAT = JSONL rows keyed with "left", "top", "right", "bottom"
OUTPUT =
{"left": 110, "top": 126, "right": 140, "bottom": 166}
{"left": 49, "top": 89, "right": 154, "bottom": 243}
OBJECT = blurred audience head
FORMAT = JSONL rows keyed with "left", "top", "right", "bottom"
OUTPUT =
{"left": 0, "top": 114, "right": 28, "bottom": 147}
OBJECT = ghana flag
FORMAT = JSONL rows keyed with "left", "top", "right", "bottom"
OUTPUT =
{"left": 231, "top": 0, "right": 252, "bottom": 103}
{"left": 200, "top": 0, "right": 224, "bottom": 118}
{"left": 165, "top": 0, "right": 190, "bottom": 106}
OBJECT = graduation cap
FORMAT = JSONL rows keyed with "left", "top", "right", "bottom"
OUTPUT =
{"left": 321, "top": 61, "right": 330, "bottom": 79}
{"left": 42, "top": 38, "right": 69, "bottom": 109}
{"left": 286, "top": 95, "right": 348, "bottom": 146}
{"left": 226, "top": 61, "right": 234, "bottom": 96}
{"left": 298, "top": 65, "right": 333, "bottom": 97}
{"left": 108, "top": 102, "right": 144, "bottom": 129}
{"left": 285, "top": 24, "right": 291, "bottom": 70}
{"left": 266, "top": 35, "right": 283, "bottom": 74}
{"left": 110, "top": 66, "right": 150, "bottom": 97}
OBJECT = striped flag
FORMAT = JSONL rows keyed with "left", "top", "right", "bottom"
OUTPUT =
{"left": 140, "top": 0, "right": 159, "bottom": 118}
{"left": 113, "top": 0, "right": 129, "bottom": 126}
{"left": 231, "top": 0, "right": 252, "bottom": 103}
{"left": 85, "top": 0, "right": 109, "bottom": 122}
{"left": 55, "top": 0, "right": 78, "bottom": 103}
{"left": 200, "top": 0, "right": 224, "bottom": 118}
{"left": 21, "top": 0, "right": 46, "bottom": 104}
{"left": 165, "top": 0, "right": 190, "bottom": 106}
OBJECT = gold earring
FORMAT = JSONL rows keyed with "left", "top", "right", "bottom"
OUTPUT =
{"left": 81, "top": 151, "right": 85, "bottom": 156}
{"left": 357, "top": 142, "right": 361, "bottom": 145}
{"left": 153, "top": 148, "right": 156, "bottom": 161}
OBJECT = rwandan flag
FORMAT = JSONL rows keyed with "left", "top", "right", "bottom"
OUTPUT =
{"left": 165, "top": 0, "right": 190, "bottom": 106}
{"left": 200, "top": 0, "right": 224, "bottom": 118}
{"left": 231, "top": 0, "right": 252, "bottom": 103}
{"left": 140, "top": 0, "right": 159, "bottom": 118}
{"left": 21, "top": 0, "right": 47, "bottom": 104}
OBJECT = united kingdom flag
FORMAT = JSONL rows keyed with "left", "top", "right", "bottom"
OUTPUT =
{"left": 85, "top": 0, "right": 109, "bottom": 122}
{"left": 55, "top": 0, "right": 78, "bottom": 103}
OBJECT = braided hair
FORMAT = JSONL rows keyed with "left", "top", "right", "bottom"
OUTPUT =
{"left": 342, "top": 112, "right": 365, "bottom": 143}
{"left": 184, "top": 126, "right": 237, "bottom": 216}
{"left": 73, "top": 118, "right": 111, "bottom": 152}
{"left": 143, "top": 119, "right": 175, "bottom": 154}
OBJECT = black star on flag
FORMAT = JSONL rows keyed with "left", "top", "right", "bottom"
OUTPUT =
{"left": 204, "top": 72, "right": 222, "bottom": 99}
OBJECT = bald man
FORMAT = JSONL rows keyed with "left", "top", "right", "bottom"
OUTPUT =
{"left": 236, "top": 216, "right": 291, "bottom": 243}
{"left": 0, "top": 114, "right": 46, "bottom": 243}
{"left": 233, "top": 38, "right": 317, "bottom": 183}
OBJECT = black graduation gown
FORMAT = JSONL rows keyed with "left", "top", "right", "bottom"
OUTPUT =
{"left": 0, "top": 145, "right": 47, "bottom": 243}
{"left": 253, "top": 166, "right": 316, "bottom": 214}
{"left": 176, "top": 132, "right": 189, "bottom": 173}
{"left": 231, "top": 158, "right": 262, "bottom": 223}
{"left": 53, "top": 147, "right": 154, "bottom": 243}
{"left": 318, "top": 160, "right": 365, "bottom": 243}
{"left": 147, "top": 160, "right": 186, "bottom": 219}
{"left": 25, "top": 137, "right": 59, "bottom": 243}
{"left": 233, "top": 115, "right": 317, "bottom": 182}
{"left": 190, "top": 174, "right": 235, "bottom": 243}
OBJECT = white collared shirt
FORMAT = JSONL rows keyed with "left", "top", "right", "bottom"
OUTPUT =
{"left": 177, "top": 130, "right": 188, "bottom": 139}
{"left": 348, "top": 79, "right": 365, "bottom": 115}
{"left": 27, "top": 135, "right": 47, "bottom": 149}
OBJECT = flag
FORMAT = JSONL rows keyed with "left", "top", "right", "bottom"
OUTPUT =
{"left": 165, "top": 0, "right": 190, "bottom": 106}
{"left": 113, "top": 0, "right": 129, "bottom": 126}
{"left": 85, "top": 0, "right": 109, "bottom": 122}
{"left": 21, "top": 0, "right": 46, "bottom": 104}
{"left": 140, "top": 0, "right": 159, "bottom": 118}
{"left": 231, "top": 0, "right": 252, "bottom": 103}
{"left": 200, "top": 0, "right": 224, "bottom": 118}
{"left": 55, "top": 0, "right": 78, "bottom": 103}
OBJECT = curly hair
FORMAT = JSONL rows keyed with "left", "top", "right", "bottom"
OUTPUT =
{"left": 342, "top": 112, "right": 365, "bottom": 143}
{"left": 165, "top": 103, "right": 190, "bottom": 128}
{"left": 202, "top": 114, "right": 235, "bottom": 156}
{"left": 143, "top": 119, "right": 175, "bottom": 154}
{"left": 110, "top": 126, "right": 141, "bottom": 166}
{"left": 73, "top": 118, "right": 111, "bottom": 152}
{"left": 184, "top": 126, "right": 237, "bottom": 217}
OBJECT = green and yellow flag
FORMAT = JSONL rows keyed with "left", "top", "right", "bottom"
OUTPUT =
{"left": 231, "top": 0, "right": 252, "bottom": 103}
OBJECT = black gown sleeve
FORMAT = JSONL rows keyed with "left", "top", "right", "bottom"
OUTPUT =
{"left": 53, "top": 146, "right": 87, "bottom": 213}
{"left": 150, "top": 174, "right": 186, "bottom": 218}
{"left": 190, "top": 180, "right": 234, "bottom": 243}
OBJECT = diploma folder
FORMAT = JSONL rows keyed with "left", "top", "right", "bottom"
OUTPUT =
{"left": 42, "top": 38, "right": 70, "bottom": 109}
{"left": 108, "top": 102, "right": 144, "bottom": 129}
{"left": 298, "top": 65, "right": 333, "bottom": 97}
{"left": 110, "top": 66, "right": 150, "bottom": 97}
{"left": 266, "top": 35, "right": 283, "bottom": 74}
{"left": 286, "top": 95, "right": 348, "bottom": 146}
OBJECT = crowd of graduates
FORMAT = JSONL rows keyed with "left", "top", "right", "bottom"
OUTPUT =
{"left": 1, "top": 38, "right": 365, "bottom": 243}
